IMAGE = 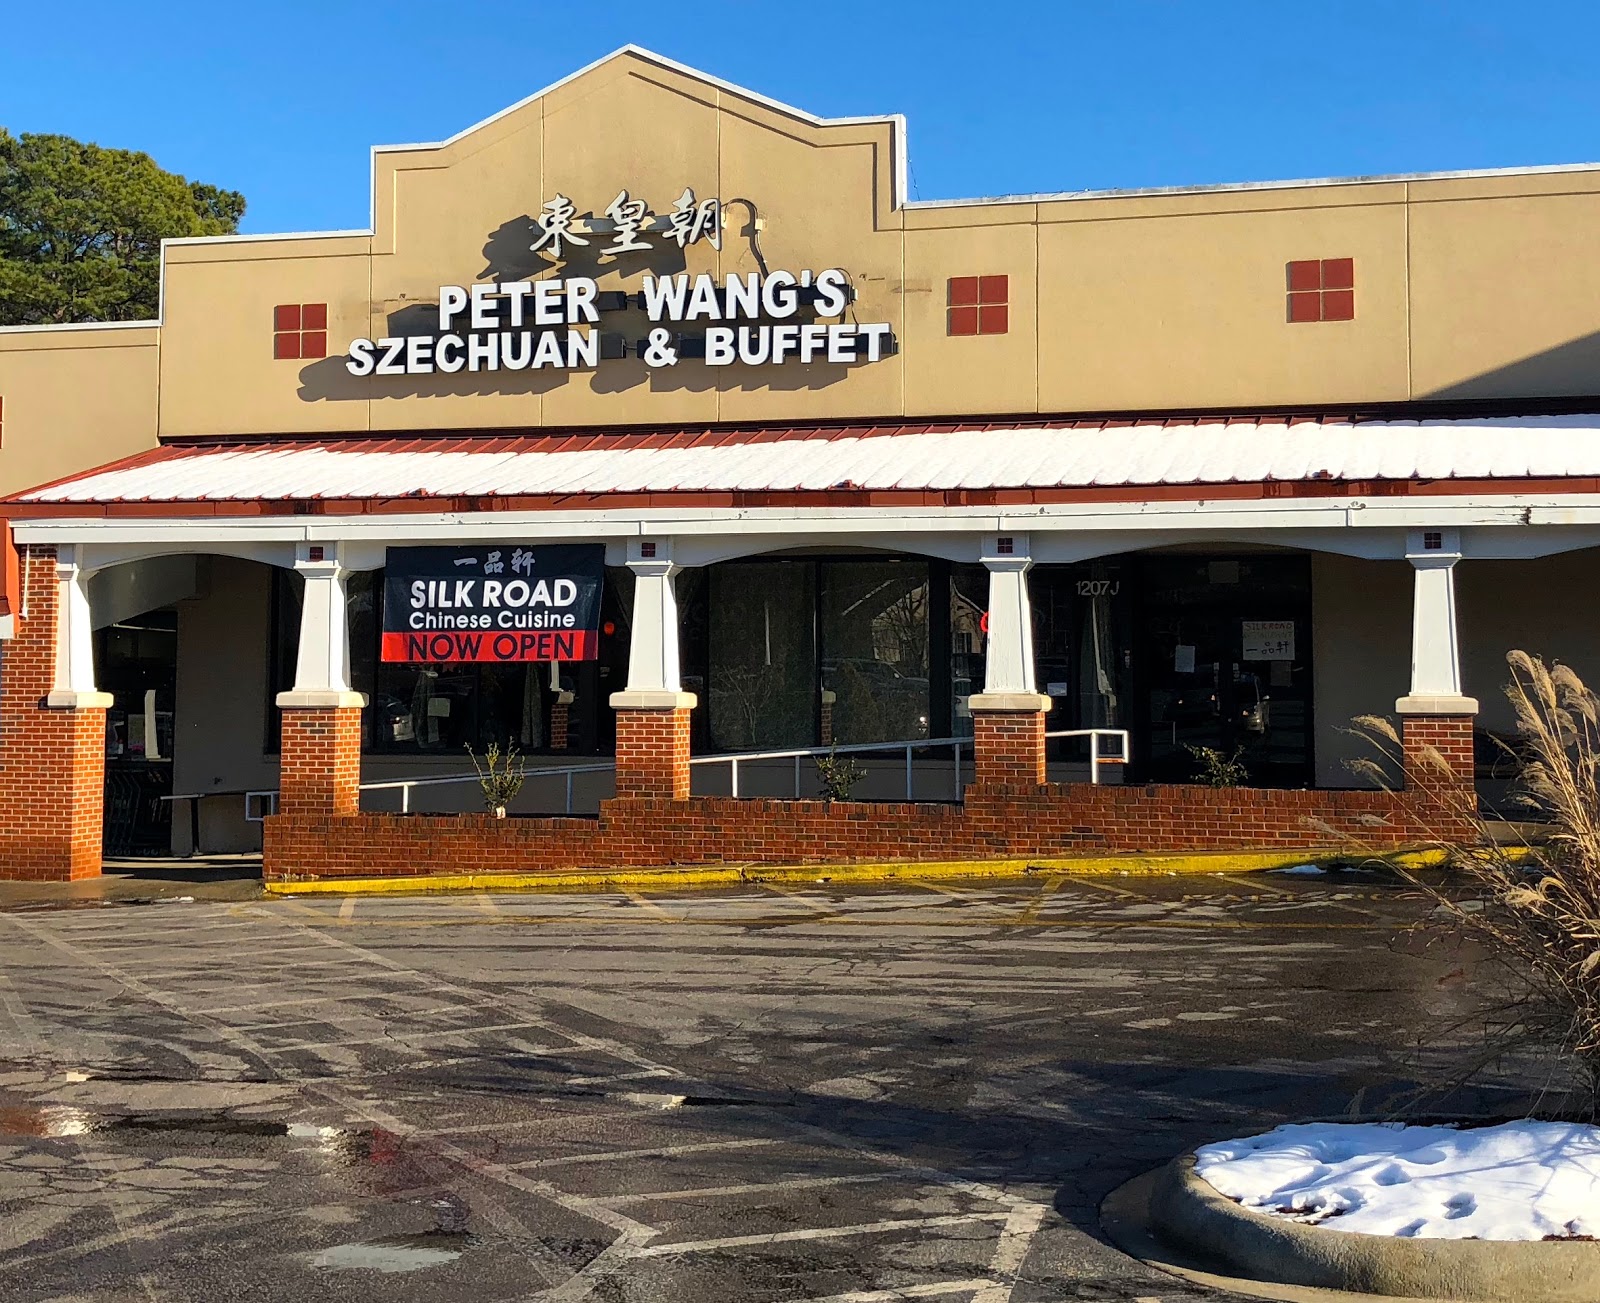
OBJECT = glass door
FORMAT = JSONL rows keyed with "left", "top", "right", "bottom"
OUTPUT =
{"left": 98, "top": 613, "right": 178, "bottom": 856}
{"left": 1136, "top": 555, "right": 1313, "bottom": 787}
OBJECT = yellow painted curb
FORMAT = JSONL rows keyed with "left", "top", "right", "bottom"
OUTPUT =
{"left": 262, "top": 846, "right": 1448, "bottom": 897}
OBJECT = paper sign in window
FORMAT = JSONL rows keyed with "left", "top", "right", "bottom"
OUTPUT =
{"left": 1242, "top": 620, "right": 1296, "bottom": 661}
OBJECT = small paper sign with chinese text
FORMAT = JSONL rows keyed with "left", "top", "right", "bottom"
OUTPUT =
{"left": 1241, "top": 620, "right": 1296, "bottom": 661}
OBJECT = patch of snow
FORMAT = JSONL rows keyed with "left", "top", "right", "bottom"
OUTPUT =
{"left": 1272, "top": 864, "right": 1327, "bottom": 876}
{"left": 1195, "top": 1120, "right": 1600, "bottom": 1241}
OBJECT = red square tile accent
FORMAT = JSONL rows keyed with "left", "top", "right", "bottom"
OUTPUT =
{"left": 1321, "top": 289, "right": 1355, "bottom": 321}
{"left": 977, "top": 274, "right": 1008, "bottom": 303}
{"left": 274, "top": 303, "right": 331, "bottom": 360}
{"left": 1287, "top": 292, "right": 1322, "bottom": 324}
{"left": 1321, "top": 257, "right": 1354, "bottom": 291}
{"left": 1286, "top": 260, "right": 1322, "bottom": 292}
{"left": 947, "top": 306, "right": 980, "bottom": 336}
{"left": 978, "top": 304, "right": 1009, "bottom": 335}
{"left": 947, "top": 276, "right": 980, "bottom": 307}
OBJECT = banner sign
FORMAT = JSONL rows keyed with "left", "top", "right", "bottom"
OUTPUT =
{"left": 381, "top": 545, "right": 604, "bottom": 663}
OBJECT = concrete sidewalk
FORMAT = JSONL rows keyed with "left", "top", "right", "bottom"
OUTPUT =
{"left": 0, "top": 855, "right": 264, "bottom": 911}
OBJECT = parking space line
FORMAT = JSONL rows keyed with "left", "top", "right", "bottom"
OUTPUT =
{"left": 906, "top": 881, "right": 1015, "bottom": 913}
{"left": 337, "top": 898, "right": 356, "bottom": 926}
{"left": 1211, "top": 872, "right": 1294, "bottom": 897}
{"left": 635, "top": 1211, "right": 1008, "bottom": 1257}
{"left": 512, "top": 1137, "right": 781, "bottom": 1169}
{"left": 622, "top": 888, "right": 681, "bottom": 923}
{"left": 758, "top": 882, "right": 844, "bottom": 916}
{"left": 1052, "top": 875, "right": 1143, "bottom": 899}
{"left": 795, "top": 1283, "right": 994, "bottom": 1303}
{"left": 1013, "top": 875, "right": 1066, "bottom": 924}
{"left": 973, "top": 1201, "right": 1048, "bottom": 1302}
{"left": 235, "top": 910, "right": 1385, "bottom": 932}
{"left": 597, "top": 1171, "right": 894, "bottom": 1205}
{"left": 426, "top": 1114, "right": 618, "bottom": 1137}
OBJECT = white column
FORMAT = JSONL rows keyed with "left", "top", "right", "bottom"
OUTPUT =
{"left": 609, "top": 540, "right": 697, "bottom": 710}
{"left": 1395, "top": 529, "right": 1478, "bottom": 715}
{"left": 47, "top": 545, "right": 112, "bottom": 709}
{"left": 274, "top": 543, "right": 367, "bottom": 709}
{"left": 968, "top": 534, "right": 1051, "bottom": 713}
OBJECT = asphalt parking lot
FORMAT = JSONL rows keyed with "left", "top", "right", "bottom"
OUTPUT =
{"left": 0, "top": 869, "right": 1502, "bottom": 1302}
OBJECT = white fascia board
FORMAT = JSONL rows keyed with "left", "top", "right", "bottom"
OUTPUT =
{"left": 15, "top": 492, "right": 1599, "bottom": 549}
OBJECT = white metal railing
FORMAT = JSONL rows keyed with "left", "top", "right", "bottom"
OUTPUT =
{"left": 690, "top": 736, "right": 969, "bottom": 802}
{"left": 360, "top": 762, "right": 614, "bottom": 814}
{"left": 353, "top": 728, "right": 1132, "bottom": 815}
{"left": 1047, "top": 728, "right": 1131, "bottom": 786}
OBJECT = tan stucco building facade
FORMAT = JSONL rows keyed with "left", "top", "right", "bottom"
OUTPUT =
{"left": 1, "top": 46, "right": 1598, "bottom": 872}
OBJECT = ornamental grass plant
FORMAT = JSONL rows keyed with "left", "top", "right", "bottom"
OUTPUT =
{"left": 1352, "top": 652, "right": 1600, "bottom": 1119}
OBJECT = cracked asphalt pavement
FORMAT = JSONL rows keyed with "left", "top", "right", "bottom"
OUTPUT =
{"left": 0, "top": 868, "right": 1505, "bottom": 1301}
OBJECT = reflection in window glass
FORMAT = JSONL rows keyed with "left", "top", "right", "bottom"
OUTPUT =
{"left": 821, "top": 560, "right": 930, "bottom": 744}
{"left": 949, "top": 564, "right": 987, "bottom": 738}
{"left": 708, "top": 562, "right": 815, "bottom": 750}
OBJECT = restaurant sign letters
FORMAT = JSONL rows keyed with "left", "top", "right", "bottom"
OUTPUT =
{"left": 382, "top": 545, "right": 605, "bottom": 664}
{"left": 345, "top": 189, "right": 896, "bottom": 378}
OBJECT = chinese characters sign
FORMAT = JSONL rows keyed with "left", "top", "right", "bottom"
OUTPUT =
{"left": 531, "top": 187, "right": 722, "bottom": 260}
{"left": 381, "top": 545, "right": 605, "bottom": 664}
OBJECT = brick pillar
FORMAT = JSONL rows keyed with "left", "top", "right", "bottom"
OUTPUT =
{"left": 614, "top": 706, "right": 692, "bottom": 799}
{"left": 0, "top": 546, "right": 109, "bottom": 881}
{"left": 279, "top": 706, "right": 362, "bottom": 816}
{"left": 969, "top": 704, "right": 1049, "bottom": 790}
{"left": 1400, "top": 713, "right": 1476, "bottom": 796}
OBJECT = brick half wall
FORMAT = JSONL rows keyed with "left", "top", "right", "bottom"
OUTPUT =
{"left": 264, "top": 779, "right": 1474, "bottom": 881}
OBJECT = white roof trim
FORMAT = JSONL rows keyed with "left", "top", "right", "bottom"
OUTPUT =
{"left": 906, "top": 160, "right": 1600, "bottom": 210}
{"left": 0, "top": 319, "right": 158, "bottom": 337}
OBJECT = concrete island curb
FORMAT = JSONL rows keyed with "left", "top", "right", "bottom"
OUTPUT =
{"left": 261, "top": 847, "right": 1450, "bottom": 896}
{"left": 1147, "top": 1153, "right": 1600, "bottom": 1303}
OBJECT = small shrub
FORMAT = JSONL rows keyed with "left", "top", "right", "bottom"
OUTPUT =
{"left": 467, "top": 740, "right": 527, "bottom": 812}
{"left": 1187, "top": 744, "right": 1249, "bottom": 787}
{"left": 814, "top": 747, "right": 867, "bottom": 803}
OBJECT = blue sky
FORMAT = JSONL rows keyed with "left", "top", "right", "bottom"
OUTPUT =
{"left": 3, "top": 2, "right": 1596, "bottom": 234}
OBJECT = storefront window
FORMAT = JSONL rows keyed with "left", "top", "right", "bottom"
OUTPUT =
{"left": 707, "top": 561, "right": 816, "bottom": 751}
{"left": 1137, "top": 554, "right": 1311, "bottom": 786}
{"left": 270, "top": 566, "right": 630, "bottom": 756}
{"left": 821, "top": 560, "right": 930, "bottom": 744}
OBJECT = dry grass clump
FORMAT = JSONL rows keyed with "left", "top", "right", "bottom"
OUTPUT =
{"left": 1355, "top": 651, "right": 1600, "bottom": 1117}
